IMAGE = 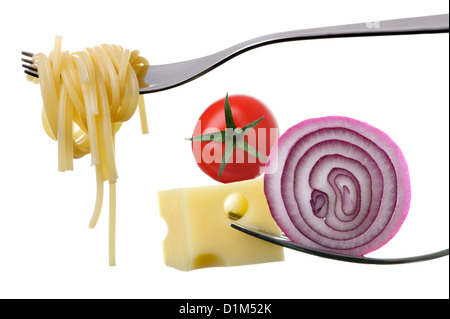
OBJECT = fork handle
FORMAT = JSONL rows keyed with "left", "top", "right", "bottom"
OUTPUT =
{"left": 141, "top": 14, "right": 448, "bottom": 93}
{"left": 231, "top": 14, "right": 449, "bottom": 55}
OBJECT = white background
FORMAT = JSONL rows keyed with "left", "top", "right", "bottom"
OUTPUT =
{"left": 0, "top": 0, "right": 448, "bottom": 299}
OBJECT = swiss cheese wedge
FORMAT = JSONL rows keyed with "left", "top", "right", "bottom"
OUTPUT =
{"left": 158, "top": 178, "right": 284, "bottom": 271}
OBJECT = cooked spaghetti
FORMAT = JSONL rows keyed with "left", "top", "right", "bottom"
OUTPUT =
{"left": 27, "top": 36, "right": 149, "bottom": 266}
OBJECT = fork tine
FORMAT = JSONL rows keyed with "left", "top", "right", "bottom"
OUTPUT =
{"left": 24, "top": 69, "right": 39, "bottom": 78}
{"left": 22, "top": 63, "right": 38, "bottom": 72}
{"left": 21, "top": 51, "right": 34, "bottom": 58}
{"left": 21, "top": 57, "right": 34, "bottom": 64}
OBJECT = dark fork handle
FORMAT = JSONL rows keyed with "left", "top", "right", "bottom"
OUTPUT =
{"left": 140, "top": 14, "right": 449, "bottom": 93}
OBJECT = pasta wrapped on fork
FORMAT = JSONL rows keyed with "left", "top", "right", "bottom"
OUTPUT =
{"left": 26, "top": 36, "right": 150, "bottom": 266}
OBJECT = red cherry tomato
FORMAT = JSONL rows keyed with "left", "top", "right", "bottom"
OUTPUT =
{"left": 189, "top": 94, "right": 279, "bottom": 183}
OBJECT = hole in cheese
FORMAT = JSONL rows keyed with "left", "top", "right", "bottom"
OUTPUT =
{"left": 224, "top": 192, "right": 248, "bottom": 220}
{"left": 192, "top": 253, "right": 225, "bottom": 269}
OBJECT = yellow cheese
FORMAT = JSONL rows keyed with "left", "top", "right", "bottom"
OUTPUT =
{"left": 158, "top": 178, "right": 284, "bottom": 271}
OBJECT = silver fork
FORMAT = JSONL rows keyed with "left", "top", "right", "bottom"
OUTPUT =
{"left": 22, "top": 13, "right": 448, "bottom": 94}
{"left": 231, "top": 223, "right": 449, "bottom": 264}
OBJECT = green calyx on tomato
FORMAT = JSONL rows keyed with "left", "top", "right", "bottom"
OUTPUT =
{"left": 187, "top": 94, "right": 268, "bottom": 180}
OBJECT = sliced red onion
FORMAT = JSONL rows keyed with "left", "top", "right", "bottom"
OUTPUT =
{"left": 264, "top": 116, "right": 411, "bottom": 256}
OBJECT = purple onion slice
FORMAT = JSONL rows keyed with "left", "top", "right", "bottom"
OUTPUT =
{"left": 264, "top": 116, "right": 411, "bottom": 256}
